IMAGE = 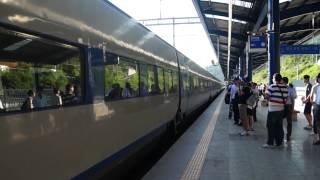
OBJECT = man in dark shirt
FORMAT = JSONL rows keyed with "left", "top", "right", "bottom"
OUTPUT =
{"left": 303, "top": 75, "right": 313, "bottom": 130}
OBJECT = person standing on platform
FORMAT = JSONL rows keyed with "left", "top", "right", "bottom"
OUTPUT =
{"left": 282, "top": 77, "right": 297, "bottom": 142}
{"left": 302, "top": 75, "right": 313, "bottom": 130}
{"left": 238, "top": 82, "right": 252, "bottom": 136}
{"left": 226, "top": 82, "right": 233, "bottom": 119}
{"left": 230, "top": 77, "right": 240, "bottom": 125}
{"left": 251, "top": 82, "right": 259, "bottom": 122}
{"left": 263, "top": 73, "right": 288, "bottom": 148}
{"left": 306, "top": 73, "right": 320, "bottom": 145}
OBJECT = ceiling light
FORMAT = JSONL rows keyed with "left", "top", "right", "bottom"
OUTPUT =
{"left": 204, "top": 14, "right": 247, "bottom": 24}
{"left": 200, "top": 0, "right": 253, "bottom": 8}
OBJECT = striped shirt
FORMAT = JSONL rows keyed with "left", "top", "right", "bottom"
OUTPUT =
{"left": 265, "top": 84, "right": 288, "bottom": 112}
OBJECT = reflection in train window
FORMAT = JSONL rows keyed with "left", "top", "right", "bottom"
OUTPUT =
{"left": 182, "top": 73, "right": 189, "bottom": 94}
{"left": 172, "top": 70, "right": 179, "bottom": 94}
{"left": 105, "top": 58, "right": 139, "bottom": 100}
{"left": 0, "top": 27, "right": 82, "bottom": 112}
{"left": 157, "top": 67, "right": 164, "bottom": 94}
{"left": 193, "top": 76, "right": 199, "bottom": 90}
{"left": 164, "top": 70, "right": 173, "bottom": 94}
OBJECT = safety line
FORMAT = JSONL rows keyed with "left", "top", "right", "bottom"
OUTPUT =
{"left": 180, "top": 96, "right": 224, "bottom": 180}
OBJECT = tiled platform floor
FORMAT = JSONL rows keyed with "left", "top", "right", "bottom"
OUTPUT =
{"left": 143, "top": 93, "right": 320, "bottom": 180}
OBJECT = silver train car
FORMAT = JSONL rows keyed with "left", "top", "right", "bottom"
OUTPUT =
{"left": 0, "top": 0, "right": 224, "bottom": 179}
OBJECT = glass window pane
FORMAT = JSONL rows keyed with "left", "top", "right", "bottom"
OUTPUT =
{"left": 172, "top": 70, "right": 179, "bottom": 94}
{"left": 148, "top": 65, "right": 157, "bottom": 95}
{"left": 139, "top": 64, "right": 149, "bottom": 96}
{"left": 157, "top": 67, "right": 164, "bottom": 94}
{"left": 120, "top": 59, "right": 139, "bottom": 98}
{"left": 164, "top": 70, "right": 173, "bottom": 94}
{"left": 0, "top": 28, "right": 81, "bottom": 112}
{"left": 105, "top": 58, "right": 139, "bottom": 100}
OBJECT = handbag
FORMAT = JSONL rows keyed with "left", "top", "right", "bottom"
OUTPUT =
{"left": 225, "top": 92, "right": 230, "bottom": 104}
{"left": 246, "top": 94, "right": 257, "bottom": 107}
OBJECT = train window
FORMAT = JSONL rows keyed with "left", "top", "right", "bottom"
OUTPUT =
{"left": 105, "top": 57, "right": 139, "bottom": 100}
{"left": 139, "top": 64, "right": 148, "bottom": 96}
{"left": 193, "top": 76, "right": 199, "bottom": 90}
{"left": 0, "top": 27, "right": 82, "bottom": 113}
{"left": 189, "top": 76, "right": 194, "bottom": 90}
{"left": 140, "top": 64, "right": 163, "bottom": 96}
{"left": 200, "top": 79, "right": 204, "bottom": 90}
{"left": 164, "top": 70, "right": 173, "bottom": 94}
{"left": 172, "top": 70, "right": 179, "bottom": 94}
{"left": 182, "top": 73, "right": 189, "bottom": 94}
{"left": 157, "top": 67, "right": 164, "bottom": 94}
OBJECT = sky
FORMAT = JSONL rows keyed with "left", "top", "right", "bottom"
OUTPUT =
{"left": 108, "top": 0, "right": 218, "bottom": 69}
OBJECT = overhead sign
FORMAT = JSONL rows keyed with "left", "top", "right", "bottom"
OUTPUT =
{"left": 280, "top": 45, "right": 320, "bottom": 55}
{"left": 249, "top": 35, "right": 266, "bottom": 53}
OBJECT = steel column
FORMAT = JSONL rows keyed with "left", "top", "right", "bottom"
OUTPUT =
{"left": 267, "top": 0, "right": 280, "bottom": 85}
{"left": 247, "top": 54, "right": 252, "bottom": 82}
{"left": 239, "top": 56, "right": 244, "bottom": 77}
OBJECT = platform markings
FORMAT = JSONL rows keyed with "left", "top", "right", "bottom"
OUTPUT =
{"left": 180, "top": 96, "right": 224, "bottom": 180}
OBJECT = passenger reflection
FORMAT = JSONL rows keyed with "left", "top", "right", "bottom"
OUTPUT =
{"left": 139, "top": 82, "right": 148, "bottom": 96}
{"left": 52, "top": 88, "right": 62, "bottom": 107}
{"left": 34, "top": 87, "right": 48, "bottom": 109}
{"left": 63, "top": 84, "right": 75, "bottom": 105}
{"left": 21, "top": 90, "right": 35, "bottom": 111}
{"left": 123, "top": 82, "right": 133, "bottom": 98}
{"left": 108, "top": 83, "right": 122, "bottom": 99}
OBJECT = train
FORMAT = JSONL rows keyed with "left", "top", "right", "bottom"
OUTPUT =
{"left": 0, "top": 0, "right": 224, "bottom": 179}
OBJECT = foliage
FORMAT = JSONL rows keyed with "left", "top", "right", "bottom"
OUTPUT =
{"left": 253, "top": 55, "right": 320, "bottom": 84}
{"left": 0, "top": 69, "right": 33, "bottom": 89}
{"left": 0, "top": 58, "right": 80, "bottom": 91}
{"left": 105, "top": 60, "right": 139, "bottom": 94}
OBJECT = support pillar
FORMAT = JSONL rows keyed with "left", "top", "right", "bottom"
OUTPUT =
{"left": 239, "top": 55, "right": 245, "bottom": 78}
{"left": 245, "top": 40, "right": 252, "bottom": 82}
{"left": 267, "top": 0, "right": 280, "bottom": 85}
{"left": 247, "top": 54, "right": 252, "bottom": 82}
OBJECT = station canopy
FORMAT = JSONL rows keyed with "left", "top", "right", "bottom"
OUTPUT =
{"left": 193, "top": 0, "right": 320, "bottom": 76}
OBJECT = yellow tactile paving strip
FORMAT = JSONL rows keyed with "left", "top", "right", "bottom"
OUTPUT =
{"left": 180, "top": 97, "right": 224, "bottom": 180}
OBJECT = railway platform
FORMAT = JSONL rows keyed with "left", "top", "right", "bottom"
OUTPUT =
{"left": 142, "top": 93, "right": 320, "bottom": 180}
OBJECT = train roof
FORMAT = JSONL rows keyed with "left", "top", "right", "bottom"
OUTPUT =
{"left": 0, "top": 0, "right": 222, "bottom": 83}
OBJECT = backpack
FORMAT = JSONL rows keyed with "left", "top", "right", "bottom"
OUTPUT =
{"left": 225, "top": 92, "right": 230, "bottom": 104}
{"left": 246, "top": 94, "right": 257, "bottom": 107}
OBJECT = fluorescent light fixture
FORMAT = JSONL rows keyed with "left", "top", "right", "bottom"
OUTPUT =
{"left": 3, "top": 39, "right": 32, "bottom": 51}
{"left": 201, "top": 0, "right": 253, "bottom": 8}
{"left": 204, "top": 14, "right": 247, "bottom": 24}
{"left": 280, "top": 0, "right": 292, "bottom": 3}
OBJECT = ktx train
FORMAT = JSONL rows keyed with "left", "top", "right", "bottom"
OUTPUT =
{"left": 0, "top": 0, "right": 224, "bottom": 179}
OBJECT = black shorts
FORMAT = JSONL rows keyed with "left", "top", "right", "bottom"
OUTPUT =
{"left": 304, "top": 102, "right": 312, "bottom": 114}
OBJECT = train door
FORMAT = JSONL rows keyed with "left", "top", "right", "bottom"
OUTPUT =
{"left": 177, "top": 55, "right": 191, "bottom": 120}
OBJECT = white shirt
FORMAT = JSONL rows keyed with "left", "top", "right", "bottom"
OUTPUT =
{"left": 309, "top": 83, "right": 320, "bottom": 105}
{"left": 286, "top": 86, "right": 297, "bottom": 105}
{"left": 230, "top": 84, "right": 238, "bottom": 100}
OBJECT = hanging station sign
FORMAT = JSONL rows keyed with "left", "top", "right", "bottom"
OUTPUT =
{"left": 249, "top": 35, "right": 267, "bottom": 53}
{"left": 280, "top": 44, "right": 320, "bottom": 55}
